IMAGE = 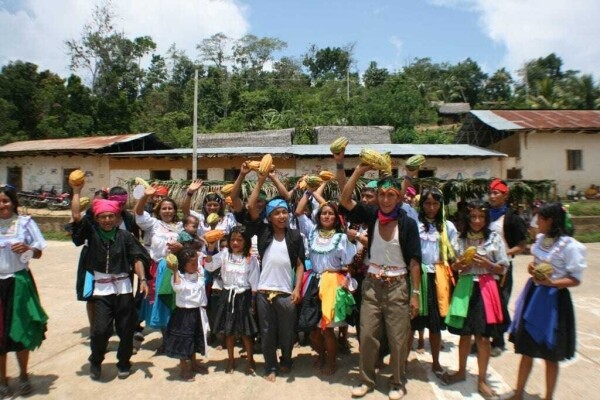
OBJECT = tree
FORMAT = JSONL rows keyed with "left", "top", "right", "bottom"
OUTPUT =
{"left": 233, "top": 34, "right": 287, "bottom": 73}
{"left": 197, "top": 33, "right": 231, "bottom": 70}
{"left": 302, "top": 44, "right": 353, "bottom": 83}
{"left": 363, "top": 61, "right": 389, "bottom": 88}
{"left": 482, "top": 68, "right": 513, "bottom": 106}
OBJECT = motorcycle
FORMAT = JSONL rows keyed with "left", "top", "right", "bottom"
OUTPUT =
{"left": 46, "top": 192, "right": 72, "bottom": 210}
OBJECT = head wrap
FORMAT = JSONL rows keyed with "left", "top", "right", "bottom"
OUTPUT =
{"left": 406, "top": 186, "right": 416, "bottom": 197}
{"left": 92, "top": 199, "right": 120, "bottom": 216}
{"left": 490, "top": 178, "right": 508, "bottom": 194}
{"left": 365, "top": 180, "right": 378, "bottom": 189}
{"left": 377, "top": 177, "right": 402, "bottom": 197}
{"left": 266, "top": 198, "right": 289, "bottom": 217}
{"left": 108, "top": 193, "right": 128, "bottom": 207}
{"left": 154, "top": 186, "right": 168, "bottom": 196}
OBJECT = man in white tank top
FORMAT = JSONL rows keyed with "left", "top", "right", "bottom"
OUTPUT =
{"left": 340, "top": 165, "right": 421, "bottom": 400}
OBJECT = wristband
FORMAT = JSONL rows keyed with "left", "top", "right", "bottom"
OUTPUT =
{"left": 140, "top": 278, "right": 147, "bottom": 282}
{"left": 336, "top": 163, "right": 344, "bottom": 170}
{"left": 305, "top": 190, "right": 313, "bottom": 197}
{"left": 186, "top": 191, "right": 194, "bottom": 196}
{"left": 412, "top": 289, "right": 420, "bottom": 295}
{"left": 403, "top": 175, "right": 413, "bottom": 182}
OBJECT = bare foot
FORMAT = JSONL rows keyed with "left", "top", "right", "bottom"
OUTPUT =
{"left": 264, "top": 372, "right": 276, "bottom": 382}
{"left": 181, "top": 371, "right": 195, "bottom": 382}
{"left": 478, "top": 382, "right": 499, "bottom": 399}
{"left": 432, "top": 365, "right": 445, "bottom": 376}
{"left": 216, "top": 345, "right": 223, "bottom": 351}
{"left": 245, "top": 361, "right": 256, "bottom": 376}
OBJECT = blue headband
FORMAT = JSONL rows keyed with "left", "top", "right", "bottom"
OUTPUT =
{"left": 266, "top": 198, "right": 289, "bottom": 217}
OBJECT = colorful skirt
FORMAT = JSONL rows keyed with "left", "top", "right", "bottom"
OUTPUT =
{"left": 446, "top": 275, "right": 509, "bottom": 337}
{"left": 164, "top": 307, "right": 205, "bottom": 359}
{"left": 139, "top": 258, "right": 172, "bottom": 329}
{"left": 0, "top": 270, "right": 48, "bottom": 355}
{"left": 509, "top": 281, "right": 575, "bottom": 362}
{"left": 411, "top": 272, "right": 446, "bottom": 333}
{"left": 212, "top": 289, "right": 258, "bottom": 337}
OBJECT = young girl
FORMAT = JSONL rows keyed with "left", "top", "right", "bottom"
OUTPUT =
{"left": 442, "top": 200, "right": 509, "bottom": 399}
{"left": 295, "top": 192, "right": 357, "bottom": 376}
{"left": 164, "top": 245, "right": 209, "bottom": 381}
{"left": 508, "top": 203, "right": 586, "bottom": 400}
{"left": 204, "top": 226, "right": 260, "bottom": 375}
{"left": 410, "top": 187, "right": 459, "bottom": 375}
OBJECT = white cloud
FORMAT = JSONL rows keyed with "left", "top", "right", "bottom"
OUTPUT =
{"left": 0, "top": 0, "right": 249, "bottom": 78}
{"left": 429, "top": 0, "right": 600, "bottom": 77}
{"left": 389, "top": 35, "right": 403, "bottom": 57}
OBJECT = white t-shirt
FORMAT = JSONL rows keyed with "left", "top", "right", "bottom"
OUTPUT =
{"left": 368, "top": 221, "right": 406, "bottom": 276}
{"left": 258, "top": 237, "right": 293, "bottom": 293}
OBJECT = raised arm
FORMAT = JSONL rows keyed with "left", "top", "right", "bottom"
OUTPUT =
{"left": 269, "top": 171, "right": 292, "bottom": 201}
{"left": 247, "top": 173, "right": 268, "bottom": 221}
{"left": 70, "top": 181, "right": 83, "bottom": 223}
{"left": 333, "top": 148, "right": 347, "bottom": 191}
{"left": 182, "top": 179, "right": 203, "bottom": 217}
{"left": 230, "top": 162, "right": 251, "bottom": 213}
{"left": 340, "top": 164, "right": 371, "bottom": 211}
{"left": 133, "top": 185, "right": 156, "bottom": 216}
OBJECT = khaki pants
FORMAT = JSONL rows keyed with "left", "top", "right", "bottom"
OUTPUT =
{"left": 359, "top": 276, "right": 410, "bottom": 387}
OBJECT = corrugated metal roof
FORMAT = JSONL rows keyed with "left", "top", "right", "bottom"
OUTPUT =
{"left": 108, "top": 144, "right": 506, "bottom": 158}
{"left": 472, "top": 110, "right": 600, "bottom": 131}
{"left": 0, "top": 133, "right": 154, "bottom": 153}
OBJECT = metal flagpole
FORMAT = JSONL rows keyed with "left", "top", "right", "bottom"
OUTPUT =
{"left": 192, "top": 69, "right": 198, "bottom": 180}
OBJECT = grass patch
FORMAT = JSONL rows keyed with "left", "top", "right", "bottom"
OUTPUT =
{"left": 564, "top": 201, "right": 600, "bottom": 216}
{"left": 574, "top": 231, "right": 600, "bottom": 243}
{"left": 43, "top": 231, "right": 71, "bottom": 241}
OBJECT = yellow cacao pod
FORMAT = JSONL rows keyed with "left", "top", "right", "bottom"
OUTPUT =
{"left": 406, "top": 155, "right": 426, "bottom": 171}
{"left": 68, "top": 169, "right": 85, "bottom": 186}
{"left": 305, "top": 175, "right": 323, "bottom": 190}
{"left": 330, "top": 136, "right": 349, "bottom": 154}
{"left": 258, "top": 154, "right": 273, "bottom": 175}
{"left": 463, "top": 246, "right": 477, "bottom": 264}
{"left": 359, "top": 149, "right": 391, "bottom": 174}
{"left": 206, "top": 213, "right": 220, "bottom": 226}
{"left": 166, "top": 253, "right": 178, "bottom": 269}
{"left": 134, "top": 177, "right": 150, "bottom": 188}
{"left": 534, "top": 262, "right": 554, "bottom": 280}
{"left": 204, "top": 229, "right": 225, "bottom": 243}
{"left": 247, "top": 161, "right": 261, "bottom": 170}
{"left": 220, "top": 183, "right": 234, "bottom": 196}
{"left": 319, "top": 171, "right": 335, "bottom": 181}
{"left": 79, "top": 197, "right": 90, "bottom": 211}
{"left": 298, "top": 178, "right": 307, "bottom": 190}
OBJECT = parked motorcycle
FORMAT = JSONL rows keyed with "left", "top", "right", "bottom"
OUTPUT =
{"left": 47, "top": 193, "right": 72, "bottom": 210}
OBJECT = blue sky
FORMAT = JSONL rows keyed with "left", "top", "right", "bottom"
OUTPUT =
{"left": 245, "top": 0, "right": 504, "bottom": 73}
{"left": 1, "top": 0, "right": 598, "bottom": 82}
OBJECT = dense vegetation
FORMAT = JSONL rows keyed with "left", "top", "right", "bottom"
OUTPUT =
{"left": 1, "top": 1, "right": 598, "bottom": 147}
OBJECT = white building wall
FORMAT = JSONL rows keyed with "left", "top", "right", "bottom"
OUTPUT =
{"left": 518, "top": 131, "right": 600, "bottom": 194}
{"left": 0, "top": 155, "right": 110, "bottom": 197}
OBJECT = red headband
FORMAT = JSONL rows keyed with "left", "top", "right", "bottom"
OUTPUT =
{"left": 490, "top": 179, "right": 508, "bottom": 194}
{"left": 92, "top": 199, "right": 120, "bottom": 216}
{"left": 154, "top": 186, "right": 168, "bottom": 196}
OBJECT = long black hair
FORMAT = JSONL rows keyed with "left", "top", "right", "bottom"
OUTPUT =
{"left": 0, "top": 185, "right": 19, "bottom": 214}
{"left": 418, "top": 187, "right": 444, "bottom": 233}
{"left": 227, "top": 225, "right": 252, "bottom": 257}
{"left": 460, "top": 199, "right": 492, "bottom": 240}
{"left": 315, "top": 202, "right": 344, "bottom": 233}
{"left": 538, "top": 202, "right": 574, "bottom": 238}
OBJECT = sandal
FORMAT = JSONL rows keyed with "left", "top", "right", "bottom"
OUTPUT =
{"left": 440, "top": 371, "right": 466, "bottom": 386}
{"left": 0, "top": 385, "right": 11, "bottom": 399}
{"left": 19, "top": 377, "right": 33, "bottom": 396}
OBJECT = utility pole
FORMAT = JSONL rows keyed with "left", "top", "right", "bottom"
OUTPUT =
{"left": 192, "top": 69, "right": 198, "bottom": 180}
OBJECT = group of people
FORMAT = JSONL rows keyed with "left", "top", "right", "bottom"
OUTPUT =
{"left": 0, "top": 145, "right": 587, "bottom": 399}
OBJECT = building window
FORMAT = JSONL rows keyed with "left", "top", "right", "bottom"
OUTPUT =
{"left": 507, "top": 168, "right": 522, "bottom": 179}
{"left": 187, "top": 169, "right": 208, "bottom": 180}
{"left": 151, "top": 170, "right": 171, "bottom": 181}
{"left": 6, "top": 167, "right": 22, "bottom": 191}
{"left": 223, "top": 169, "right": 240, "bottom": 182}
{"left": 566, "top": 150, "right": 582, "bottom": 171}
{"left": 418, "top": 169, "right": 435, "bottom": 178}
